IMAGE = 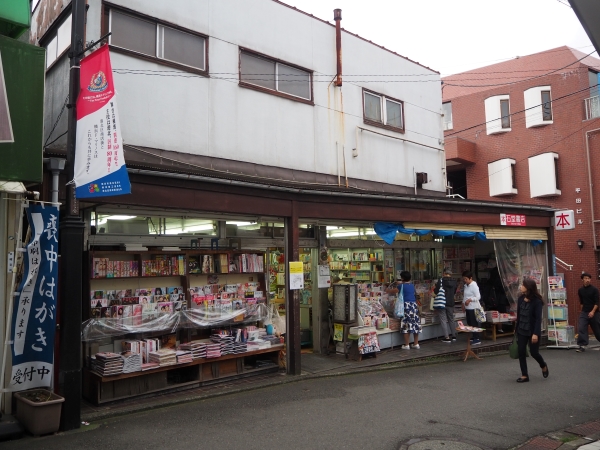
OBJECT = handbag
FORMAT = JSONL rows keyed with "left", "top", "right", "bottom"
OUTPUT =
{"left": 474, "top": 300, "right": 486, "bottom": 323}
{"left": 394, "top": 284, "right": 405, "bottom": 319}
{"left": 433, "top": 278, "right": 446, "bottom": 310}
{"left": 509, "top": 334, "right": 530, "bottom": 359}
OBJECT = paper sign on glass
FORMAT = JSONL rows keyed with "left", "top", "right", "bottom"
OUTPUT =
{"left": 289, "top": 261, "right": 304, "bottom": 290}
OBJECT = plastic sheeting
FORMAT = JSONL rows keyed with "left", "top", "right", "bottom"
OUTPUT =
{"left": 81, "top": 304, "right": 269, "bottom": 341}
{"left": 493, "top": 239, "right": 548, "bottom": 311}
{"left": 373, "top": 222, "right": 487, "bottom": 243}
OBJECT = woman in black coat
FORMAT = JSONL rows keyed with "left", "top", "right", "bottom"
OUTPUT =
{"left": 515, "top": 278, "right": 549, "bottom": 382}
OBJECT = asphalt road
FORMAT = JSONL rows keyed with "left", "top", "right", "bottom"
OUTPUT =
{"left": 4, "top": 347, "right": 600, "bottom": 450}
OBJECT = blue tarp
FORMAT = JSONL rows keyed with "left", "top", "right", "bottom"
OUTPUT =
{"left": 373, "top": 222, "right": 488, "bottom": 243}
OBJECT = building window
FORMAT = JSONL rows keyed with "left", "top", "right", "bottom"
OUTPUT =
{"left": 442, "top": 102, "right": 453, "bottom": 130}
{"left": 106, "top": 7, "right": 207, "bottom": 72}
{"left": 527, "top": 152, "right": 561, "bottom": 198}
{"left": 363, "top": 89, "right": 404, "bottom": 132}
{"left": 239, "top": 50, "right": 312, "bottom": 102}
{"left": 554, "top": 156, "right": 560, "bottom": 191}
{"left": 500, "top": 99, "right": 510, "bottom": 129}
{"left": 541, "top": 90, "right": 552, "bottom": 121}
{"left": 511, "top": 162, "right": 516, "bottom": 189}
{"left": 43, "top": 13, "right": 72, "bottom": 70}
{"left": 484, "top": 95, "right": 511, "bottom": 135}
{"left": 488, "top": 158, "right": 517, "bottom": 196}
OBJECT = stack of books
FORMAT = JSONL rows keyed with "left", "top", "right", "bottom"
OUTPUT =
{"left": 205, "top": 343, "right": 221, "bottom": 358}
{"left": 148, "top": 349, "right": 177, "bottom": 366}
{"left": 232, "top": 342, "right": 247, "bottom": 354}
{"left": 263, "top": 336, "right": 281, "bottom": 346}
{"left": 141, "top": 362, "right": 160, "bottom": 371}
{"left": 91, "top": 352, "right": 123, "bottom": 376}
{"left": 179, "top": 340, "right": 208, "bottom": 359}
{"left": 247, "top": 340, "right": 271, "bottom": 350}
{"left": 176, "top": 350, "right": 193, "bottom": 364}
{"left": 211, "top": 334, "right": 234, "bottom": 355}
{"left": 121, "top": 352, "right": 142, "bottom": 373}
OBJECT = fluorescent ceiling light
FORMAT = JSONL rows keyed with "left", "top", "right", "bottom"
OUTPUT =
{"left": 184, "top": 224, "right": 215, "bottom": 232}
{"left": 106, "top": 215, "right": 137, "bottom": 221}
{"left": 226, "top": 221, "right": 256, "bottom": 227}
{"left": 326, "top": 226, "right": 339, "bottom": 230}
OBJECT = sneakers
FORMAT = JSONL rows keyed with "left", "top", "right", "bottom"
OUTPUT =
{"left": 471, "top": 339, "right": 482, "bottom": 345}
{"left": 441, "top": 338, "right": 452, "bottom": 343}
{"left": 497, "top": 329, "right": 504, "bottom": 333}
{"left": 412, "top": 344, "right": 420, "bottom": 349}
{"left": 401, "top": 345, "right": 410, "bottom": 350}
{"left": 451, "top": 336, "right": 457, "bottom": 342}
{"left": 576, "top": 346, "right": 586, "bottom": 353}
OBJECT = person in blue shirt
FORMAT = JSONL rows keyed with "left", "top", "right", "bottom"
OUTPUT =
{"left": 386, "top": 271, "right": 421, "bottom": 349}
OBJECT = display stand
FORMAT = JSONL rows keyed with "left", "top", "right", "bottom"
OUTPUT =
{"left": 547, "top": 275, "right": 577, "bottom": 349}
{"left": 456, "top": 323, "right": 484, "bottom": 362}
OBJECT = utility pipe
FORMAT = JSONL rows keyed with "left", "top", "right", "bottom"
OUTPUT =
{"left": 334, "top": 9, "right": 342, "bottom": 87}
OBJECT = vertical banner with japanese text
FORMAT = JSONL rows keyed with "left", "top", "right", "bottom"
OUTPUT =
{"left": 10, "top": 204, "right": 59, "bottom": 390}
{"left": 73, "top": 45, "right": 130, "bottom": 198}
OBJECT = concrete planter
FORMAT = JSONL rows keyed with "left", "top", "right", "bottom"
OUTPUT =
{"left": 14, "top": 389, "right": 64, "bottom": 436}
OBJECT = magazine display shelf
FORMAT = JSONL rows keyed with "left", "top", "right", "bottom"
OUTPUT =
{"left": 83, "top": 345, "right": 283, "bottom": 405}
{"left": 85, "top": 248, "right": 273, "bottom": 405}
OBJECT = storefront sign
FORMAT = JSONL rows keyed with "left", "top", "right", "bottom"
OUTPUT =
{"left": 10, "top": 204, "right": 59, "bottom": 391}
{"left": 0, "top": 36, "right": 45, "bottom": 183}
{"left": 554, "top": 210, "right": 575, "bottom": 230}
{"left": 74, "top": 45, "right": 131, "bottom": 199}
{"left": 289, "top": 261, "right": 304, "bottom": 290}
{"left": 500, "top": 213, "right": 526, "bottom": 226}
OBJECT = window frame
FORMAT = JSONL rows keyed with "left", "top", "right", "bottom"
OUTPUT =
{"left": 511, "top": 162, "right": 517, "bottom": 190}
{"left": 238, "top": 48, "right": 314, "bottom": 105}
{"left": 442, "top": 102, "right": 453, "bottom": 130}
{"left": 541, "top": 90, "right": 552, "bottom": 121}
{"left": 500, "top": 99, "right": 511, "bottom": 129}
{"left": 362, "top": 88, "right": 405, "bottom": 133}
{"left": 39, "top": 7, "right": 72, "bottom": 72}
{"left": 102, "top": 2, "right": 209, "bottom": 77}
{"left": 554, "top": 156, "right": 560, "bottom": 191}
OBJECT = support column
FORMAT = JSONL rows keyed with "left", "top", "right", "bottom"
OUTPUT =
{"left": 58, "top": 0, "right": 86, "bottom": 432}
{"left": 285, "top": 201, "right": 301, "bottom": 375}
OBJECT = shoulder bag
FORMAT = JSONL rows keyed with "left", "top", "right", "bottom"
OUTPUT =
{"left": 433, "top": 278, "right": 446, "bottom": 310}
{"left": 394, "top": 284, "right": 405, "bottom": 319}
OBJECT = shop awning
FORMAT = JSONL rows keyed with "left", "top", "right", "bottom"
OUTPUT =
{"left": 403, "top": 222, "right": 484, "bottom": 233}
{"left": 484, "top": 227, "right": 548, "bottom": 240}
{"left": 0, "top": 181, "right": 26, "bottom": 194}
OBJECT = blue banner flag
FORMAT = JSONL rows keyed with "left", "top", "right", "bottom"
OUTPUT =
{"left": 10, "top": 204, "right": 59, "bottom": 391}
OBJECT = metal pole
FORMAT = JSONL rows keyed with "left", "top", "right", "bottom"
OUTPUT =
{"left": 285, "top": 201, "right": 301, "bottom": 375}
{"left": 58, "top": 0, "right": 86, "bottom": 432}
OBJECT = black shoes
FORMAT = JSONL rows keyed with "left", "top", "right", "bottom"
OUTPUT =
{"left": 516, "top": 377, "right": 529, "bottom": 383}
{"left": 542, "top": 366, "right": 549, "bottom": 378}
{"left": 576, "top": 346, "right": 586, "bottom": 353}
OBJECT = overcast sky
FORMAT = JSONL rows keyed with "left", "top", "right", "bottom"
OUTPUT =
{"left": 289, "top": 0, "right": 595, "bottom": 75}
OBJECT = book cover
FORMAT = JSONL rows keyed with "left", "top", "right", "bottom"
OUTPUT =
{"left": 91, "top": 290, "right": 104, "bottom": 300}
{"left": 91, "top": 299, "right": 108, "bottom": 308}
{"left": 158, "top": 302, "right": 173, "bottom": 314}
{"left": 122, "top": 296, "right": 139, "bottom": 305}
{"left": 132, "top": 304, "right": 143, "bottom": 317}
{"left": 170, "top": 293, "right": 185, "bottom": 302}
{"left": 138, "top": 295, "right": 153, "bottom": 305}
{"left": 90, "top": 308, "right": 102, "bottom": 319}
{"left": 100, "top": 307, "right": 112, "bottom": 319}
{"left": 167, "top": 286, "right": 184, "bottom": 295}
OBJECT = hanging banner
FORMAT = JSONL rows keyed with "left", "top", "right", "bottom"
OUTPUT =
{"left": 10, "top": 204, "right": 59, "bottom": 391}
{"left": 73, "top": 45, "right": 130, "bottom": 198}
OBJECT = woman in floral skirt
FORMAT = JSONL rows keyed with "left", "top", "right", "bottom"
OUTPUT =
{"left": 386, "top": 270, "right": 421, "bottom": 349}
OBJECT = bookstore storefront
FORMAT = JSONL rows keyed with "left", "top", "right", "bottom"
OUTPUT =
{"left": 74, "top": 171, "right": 554, "bottom": 404}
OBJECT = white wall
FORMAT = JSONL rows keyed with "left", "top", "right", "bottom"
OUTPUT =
{"left": 484, "top": 95, "right": 511, "bottom": 135}
{"left": 524, "top": 86, "right": 553, "bottom": 128}
{"left": 488, "top": 158, "right": 517, "bottom": 197}
{"left": 528, "top": 152, "right": 560, "bottom": 198}
{"left": 72, "top": 0, "right": 446, "bottom": 193}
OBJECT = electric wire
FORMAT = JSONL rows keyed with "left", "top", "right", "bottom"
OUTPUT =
{"left": 44, "top": 95, "right": 69, "bottom": 147}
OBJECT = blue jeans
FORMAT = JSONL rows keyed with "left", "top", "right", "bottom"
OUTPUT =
{"left": 466, "top": 310, "right": 480, "bottom": 340}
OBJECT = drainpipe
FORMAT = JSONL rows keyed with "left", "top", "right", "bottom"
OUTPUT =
{"left": 334, "top": 9, "right": 342, "bottom": 87}
{"left": 585, "top": 127, "right": 600, "bottom": 250}
{"left": 44, "top": 158, "right": 67, "bottom": 204}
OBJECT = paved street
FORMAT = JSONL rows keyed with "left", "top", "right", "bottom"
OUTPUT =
{"left": 5, "top": 348, "right": 600, "bottom": 450}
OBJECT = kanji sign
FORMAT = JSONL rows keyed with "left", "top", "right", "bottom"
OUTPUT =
{"left": 554, "top": 210, "right": 575, "bottom": 230}
{"left": 500, "top": 213, "right": 526, "bottom": 226}
{"left": 10, "top": 204, "right": 59, "bottom": 391}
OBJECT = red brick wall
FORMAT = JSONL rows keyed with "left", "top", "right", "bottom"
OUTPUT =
{"left": 445, "top": 66, "right": 600, "bottom": 325}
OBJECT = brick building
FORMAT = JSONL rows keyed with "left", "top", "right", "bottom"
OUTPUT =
{"left": 442, "top": 46, "right": 600, "bottom": 325}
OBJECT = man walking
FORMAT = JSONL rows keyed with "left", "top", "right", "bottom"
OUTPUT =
{"left": 434, "top": 268, "right": 458, "bottom": 343}
{"left": 576, "top": 272, "right": 600, "bottom": 352}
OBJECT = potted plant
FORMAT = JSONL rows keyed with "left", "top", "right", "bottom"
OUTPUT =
{"left": 14, "top": 389, "right": 64, "bottom": 436}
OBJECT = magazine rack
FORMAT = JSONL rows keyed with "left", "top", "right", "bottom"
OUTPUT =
{"left": 547, "top": 275, "right": 577, "bottom": 349}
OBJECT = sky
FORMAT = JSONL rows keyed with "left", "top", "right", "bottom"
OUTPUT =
{"left": 288, "top": 0, "right": 595, "bottom": 75}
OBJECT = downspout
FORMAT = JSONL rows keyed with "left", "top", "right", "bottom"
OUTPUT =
{"left": 334, "top": 9, "right": 342, "bottom": 87}
{"left": 585, "top": 128, "right": 600, "bottom": 249}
